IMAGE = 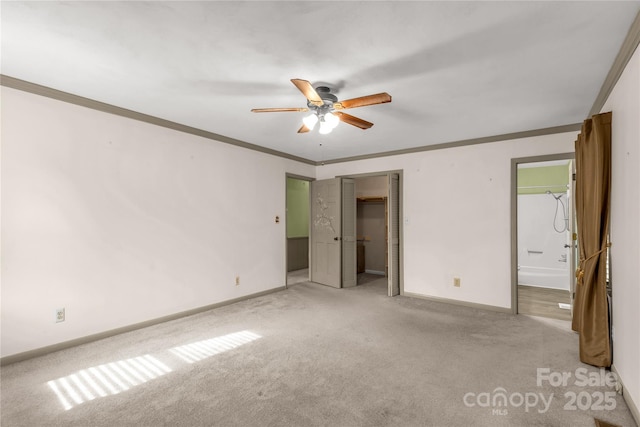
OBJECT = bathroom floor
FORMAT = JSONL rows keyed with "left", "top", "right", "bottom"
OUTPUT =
{"left": 518, "top": 285, "right": 571, "bottom": 321}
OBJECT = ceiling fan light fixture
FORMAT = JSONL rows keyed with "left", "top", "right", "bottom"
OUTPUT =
{"left": 302, "top": 113, "right": 318, "bottom": 130}
{"left": 324, "top": 112, "right": 339, "bottom": 129}
{"left": 319, "top": 120, "right": 333, "bottom": 135}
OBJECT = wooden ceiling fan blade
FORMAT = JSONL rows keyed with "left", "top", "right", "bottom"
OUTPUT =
{"left": 335, "top": 112, "right": 373, "bottom": 129}
{"left": 297, "top": 124, "right": 310, "bottom": 133}
{"left": 291, "top": 79, "right": 324, "bottom": 106}
{"left": 333, "top": 92, "right": 392, "bottom": 110}
{"left": 251, "top": 107, "right": 308, "bottom": 113}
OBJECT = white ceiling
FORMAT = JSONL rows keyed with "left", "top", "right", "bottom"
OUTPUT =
{"left": 2, "top": 1, "right": 639, "bottom": 163}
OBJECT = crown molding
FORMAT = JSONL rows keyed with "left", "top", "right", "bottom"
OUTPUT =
{"left": 0, "top": 75, "right": 317, "bottom": 166}
{"left": 589, "top": 9, "right": 640, "bottom": 116}
{"left": 1, "top": 75, "right": 583, "bottom": 167}
{"left": 317, "top": 123, "right": 582, "bottom": 166}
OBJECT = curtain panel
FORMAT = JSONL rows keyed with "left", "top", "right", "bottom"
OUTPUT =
{"left": 571, "top": 111, "right": 612, "bottom": 368}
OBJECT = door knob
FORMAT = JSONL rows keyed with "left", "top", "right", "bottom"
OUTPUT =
{"left": 334, "top": 237, "right": 341, "bottom": 241}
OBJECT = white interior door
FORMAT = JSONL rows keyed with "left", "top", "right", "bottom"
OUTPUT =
{"left": 310, "top": 178, "right": 342, "bottom": 288}
{"left": 342, "top": 179, "right": 357, "bottom": 288}
{"left": 388, "top": 173, "right": 400, "bottom": 296}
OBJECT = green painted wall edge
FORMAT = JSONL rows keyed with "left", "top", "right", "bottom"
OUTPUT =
{"left": 517, "top": 163, "right": 571, "bottom": 195}
{"left": 286, "top": 177, "right": 309, "bottom": 238}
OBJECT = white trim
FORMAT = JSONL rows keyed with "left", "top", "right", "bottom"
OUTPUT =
{"left": 611, "top": 364, "right": 640, "bottom": 427}
{"left": 403, "top": 292, "right": 512, "bottom": 314}
{"left": 364, "top": 269, "right": 386, "bottom": 276}
{"left": 1, "top": 286, "right": 285, "bottom": 366}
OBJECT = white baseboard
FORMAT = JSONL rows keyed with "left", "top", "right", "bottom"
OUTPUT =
{"left": 611, "top": 364, "right": 640, "bottom": 427}
{"left": 364, "top": 269, "right": 386, "bottom": 276}
{"left": 1, "top": 286, "right": 286, "bottom": 366}
{"left": 403, "top": 291, "right": 512, "bottom": 314}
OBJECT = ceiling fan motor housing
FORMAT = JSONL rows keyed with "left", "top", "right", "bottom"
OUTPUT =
{"left": 308, "top": 86, "right": 338, "bottom": 116}
{"left": 315, "top": 86, "right": 338, "bottom": 102}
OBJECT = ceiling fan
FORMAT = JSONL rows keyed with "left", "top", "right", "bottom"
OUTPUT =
{"left": 251, "top": 79, "right": 392, "bottom": 134}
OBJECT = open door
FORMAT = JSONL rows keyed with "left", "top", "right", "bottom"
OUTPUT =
{"left": 310, "top": 178, "right": 356, "bottom": 288}
{"left": 388, "top": 173, "right": 400, "bottom": 296}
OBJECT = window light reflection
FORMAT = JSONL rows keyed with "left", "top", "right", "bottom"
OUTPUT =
{"left": 47, "top": 355, "right": 172, "bottom": 411}
{"left": 169, "top": 330, "right": 261, "bottom": 364}
{"left": 47, "top": 331, "right": 261, "bottom": 411}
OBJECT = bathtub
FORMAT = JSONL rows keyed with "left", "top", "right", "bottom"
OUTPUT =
{"left": 517, "top": 265, "right": 570, "bottom": 290}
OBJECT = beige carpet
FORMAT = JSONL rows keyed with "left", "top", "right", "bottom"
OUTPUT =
{"left": 1, "top": 277, "right": 635, "bottom": 426}
{"left": 286, "top": 268, "right": 309, "bottom": 286}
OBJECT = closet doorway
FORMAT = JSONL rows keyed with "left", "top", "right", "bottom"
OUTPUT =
{"left": 350, "top": 172, "right": 402, "bottom": 296}
{"left": 356, "top": 178, "right": 388, "bottom": 285}
{"left": 300, "top": 170, "right": 402, "bottom": 295}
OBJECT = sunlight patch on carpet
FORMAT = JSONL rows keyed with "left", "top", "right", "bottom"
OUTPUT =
{"left": 46, "top": 330, "right": 261, "bottom": 411}
{"left": 169, "top": 330, "right": 261, "bottom": 364}
{"left": 47, "top": 355, "right": 172, "bottom": 411}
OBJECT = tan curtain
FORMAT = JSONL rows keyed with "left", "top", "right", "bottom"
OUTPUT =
{"left": 572, "top": 111, "right": 612, "bottom": 367}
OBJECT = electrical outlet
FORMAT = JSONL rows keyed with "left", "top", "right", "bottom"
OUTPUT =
{"left": 453, "top": 277, "right": 461, "bottom": 287}
{"left": 235, "top": 276, "right": 240, "bottom": 286}
{"left": 55, "top": 308, "right": 65, "bottom": 323}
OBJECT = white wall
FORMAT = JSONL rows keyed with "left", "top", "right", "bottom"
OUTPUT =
{"left": 601, "top": 46, "right": 640, "bottom": 417}
{"left": 0, "top": 87, "right": 315, "bottom": 358}
{"left": 355, "top": 175, "right": 387, "bottom": 198}
{"left": 357, "top": 202, "right": 387, "bottom": 273}
{"left": 317, "top": 132, "right": 576, "bottom": 308}
{"left": 355, "top": 176, "right": 388, "bottom": 273}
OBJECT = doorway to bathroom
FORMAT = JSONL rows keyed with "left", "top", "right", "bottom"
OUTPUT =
{"left": 512, "top": 154, "right": 576, "bottom": 321}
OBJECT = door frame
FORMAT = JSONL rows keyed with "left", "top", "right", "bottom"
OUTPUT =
{"left": 339, "top": 170, "right": 404, "bottom": 296}
{"left": 510, "top": 153, "right": 575, "bottom": 314}
{"left": 285, "top": 173, "right": 314, "bottom": 288}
